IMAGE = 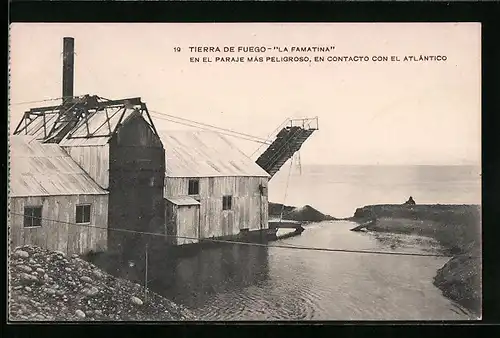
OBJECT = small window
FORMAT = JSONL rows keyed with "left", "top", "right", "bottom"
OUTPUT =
{"left": 222, "top": 195, "right": 232, "bottom": 211}
{"left": 76, "top": 204, "right": 91, "bottom": 224}
{"left": 24, "top": 206, "right": 42, "bottom": 227}
{"left": 188, "top": 179, "right": 199, "bottom": 195}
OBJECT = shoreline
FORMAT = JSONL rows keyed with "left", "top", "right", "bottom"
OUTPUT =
{"left": 8, "top": 202, "right": 480, "bottom": 321}
{"left": 349, "top": 204, "right": 481, "bottom": 318}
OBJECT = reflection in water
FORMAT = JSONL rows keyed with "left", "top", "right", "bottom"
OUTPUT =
{"left": 92, "top": 221, "right": 473, "bottom": 321}
{"left": 147, "top": 244, "right": 270, "bottom": 309}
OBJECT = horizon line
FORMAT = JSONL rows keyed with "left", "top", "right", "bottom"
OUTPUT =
{"left": 292, "top": 163, "right": 481, "bottom": 167}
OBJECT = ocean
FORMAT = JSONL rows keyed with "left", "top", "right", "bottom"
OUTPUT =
{"left": 268, "top": 165, "right": 481, "bottom": 218}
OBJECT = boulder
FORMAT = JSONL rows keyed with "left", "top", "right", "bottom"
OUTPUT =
{"left": 75, "top": 310, "right": 86, "bottom": 318}
{"left": 82, "top": 286, "right": 99, "bottom": 297}
{"left": 130, "top": 296, "right": 143, "bottom": 306}
{"left": 80, "top": 276, "right": 93, "bottom": 284}
{"left": 14, "top": 250, "right": 29, "bottom": 259}
{"left": 17, "top": 265, "right": 33, "bottom": 273}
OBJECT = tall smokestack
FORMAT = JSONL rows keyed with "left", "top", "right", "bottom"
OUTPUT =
{"left": 62, "top": 37, "right": 75, "bottom": 103}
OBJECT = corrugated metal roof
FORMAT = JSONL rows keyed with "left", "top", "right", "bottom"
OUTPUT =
{"left": 166, "top": 196, "right": 201, "bottom": 206}
{"left": 9, "top": 136, "right": 108, "bottom": 197}
{"left": 59, "top": 108, "right": 138, "bottom": 147}
{"left": 157, "top": 130, "right": 270, "bottom": 178}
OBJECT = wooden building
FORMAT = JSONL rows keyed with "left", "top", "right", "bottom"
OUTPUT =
{"left": 9, "top": 135, "right": 108, "bottom": 255}
{"left": 164, "top": 196, "right": 201, "bottom": 245}
{"left": 10, "top": 39, "right": 167, "bottom": 255}
{"left": 58, "top": 105, "right": 166, "bottom": 254}
{"left": 158, "top": 130, "right": 270, "bottom": 246}
{"left": 13, "top": 97, "right": 166, "bottom": 255}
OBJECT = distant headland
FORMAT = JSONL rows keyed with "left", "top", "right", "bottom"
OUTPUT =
{"left": 268, "top": 202, "right": 337, "bottom": 223}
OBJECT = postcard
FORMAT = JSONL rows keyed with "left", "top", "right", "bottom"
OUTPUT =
{"left": 8, "top": 22, "right": 481, "bottom": 321}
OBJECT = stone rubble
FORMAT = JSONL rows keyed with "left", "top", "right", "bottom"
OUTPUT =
{"left": 9, "top": 245, "right": 195, "bottom": 321}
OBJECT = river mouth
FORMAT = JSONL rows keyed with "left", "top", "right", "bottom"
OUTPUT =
{"left": 119, "top": 221, "right": 470, "bottom": 321}
{"left": 89, "top": 221, "right": 474, "bottom": 320}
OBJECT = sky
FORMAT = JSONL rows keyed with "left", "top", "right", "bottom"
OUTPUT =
{"left": 9, "top": 23, "right": 481, "bottom": 165}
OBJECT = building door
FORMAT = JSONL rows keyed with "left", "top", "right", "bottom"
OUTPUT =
{"left": 177, "top": 205, "right": 200, "bottom": 245}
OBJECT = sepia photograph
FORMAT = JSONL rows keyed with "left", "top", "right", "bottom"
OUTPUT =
{"left": 8, "top": 22, "right": 481, "bottom": 321}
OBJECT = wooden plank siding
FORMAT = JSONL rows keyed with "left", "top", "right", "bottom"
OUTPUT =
{"left": 63, "top": 145, "right": 110, "bottom": 189}
{"left": 62, "top": 115, "right": 165, "bottom": 255}
{"left": 165, "top": 176, "right": 269, "bottom": 240}
{"left": 176, "top": 205, "right": 200, "bottom": 245}
{"left": 9, "top": 195, "right": 108, "bottom": 255}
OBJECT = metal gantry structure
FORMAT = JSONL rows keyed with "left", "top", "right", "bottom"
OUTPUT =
{"left": 13, "top": 95, "right": 159, "bottom": 143}
{"left": 255, "top": 117, "right": 319, "bottom": 179}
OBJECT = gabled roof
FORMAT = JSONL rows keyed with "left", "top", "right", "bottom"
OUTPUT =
{"left": 157, "top": 130, "right": 270, "bottom": 178}
{"left": 9, "top": 136, "right": 107, "bottom": 197}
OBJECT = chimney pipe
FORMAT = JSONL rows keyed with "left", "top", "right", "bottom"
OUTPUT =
{"left": 62, "top": 37, "right": 75, "bottom": 103}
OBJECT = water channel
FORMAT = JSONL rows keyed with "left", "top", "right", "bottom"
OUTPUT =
{"left": 141, "top": 221, "right": 471, "bottom": 320}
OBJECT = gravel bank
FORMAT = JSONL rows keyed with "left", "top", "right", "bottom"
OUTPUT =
{"left": 433, "top": 253, "right": 481, "bottom": 317}
{"left": 8, "top": 245, "right": 195, "bottom": 321}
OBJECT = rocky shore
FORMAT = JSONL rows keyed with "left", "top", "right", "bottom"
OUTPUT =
{"left": 8, "top": 245, "right": 195, "bottom": 321}
{"left": 269, "top": 202, "right": 337, "bottom": 222}
{"left": 350, "top": 204, "right": 481, "bottom": 317}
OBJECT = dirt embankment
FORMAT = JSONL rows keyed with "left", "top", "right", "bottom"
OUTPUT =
{"left": 350, "top": 204, "right": 481, "bottom": 317}
{"left": 8, "top": 245, "right": 195, "bottom": 321}
{"left": 269, "top": 202, "right": 337, "bottom": 222}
